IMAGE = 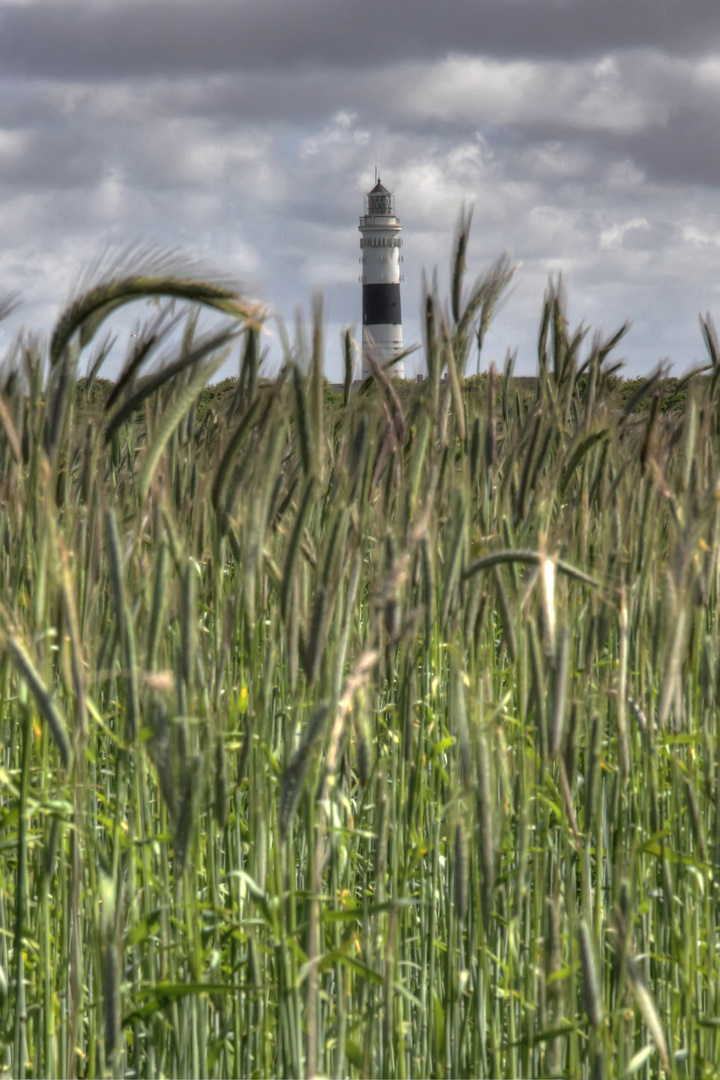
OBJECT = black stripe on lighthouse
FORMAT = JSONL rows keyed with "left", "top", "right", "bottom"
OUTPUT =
{"left": 363, "top": 283, "right": 402, "bottom": 326}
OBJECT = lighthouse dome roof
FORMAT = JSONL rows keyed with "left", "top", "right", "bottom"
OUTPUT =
{"left": 366, "top": 178, "right": 395, "bottom": 216}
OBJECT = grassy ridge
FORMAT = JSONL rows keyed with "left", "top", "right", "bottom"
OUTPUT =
{"left": 0, "top": 235, "right": 719, "bottom": 1078}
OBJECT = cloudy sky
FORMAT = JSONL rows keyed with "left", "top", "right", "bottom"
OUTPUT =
{"left": 1, "top": 0, "right": 720, "bottom": 380}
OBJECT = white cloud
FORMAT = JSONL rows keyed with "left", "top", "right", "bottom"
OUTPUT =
{"left": 604, "top": 159, "right": 646, "bottom": 191}
{"left": 387, "top": 54, "right": 667, "bottom": 133}
{"left": 600, "top": 217, "right": 650, "bottom": 248}
{"left": 681, "top": 224, "right": 720, "bottom": 248}
{"left": 300, "top": 111, "right": 370, "bottom": 158}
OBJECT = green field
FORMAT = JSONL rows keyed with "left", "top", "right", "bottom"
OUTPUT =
{"left": 0, "top": 229, "right": 719, "bottom": 1079}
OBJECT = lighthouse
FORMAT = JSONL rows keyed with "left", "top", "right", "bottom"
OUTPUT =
{"left": 359, "top": 176, "right": 404, "bottom": 378}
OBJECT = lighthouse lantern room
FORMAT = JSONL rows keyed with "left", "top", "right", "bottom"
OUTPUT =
{"left": 358, "top": 176, "right": 404, "bottom": 378}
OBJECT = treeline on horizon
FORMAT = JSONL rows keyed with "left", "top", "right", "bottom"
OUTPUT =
{"left": 75, "top": 367, "right": 698, "bottom": 418}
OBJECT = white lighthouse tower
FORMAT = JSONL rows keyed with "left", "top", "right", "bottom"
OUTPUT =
{"left": 359, "top": 176, "right": 404, "bottom": 378}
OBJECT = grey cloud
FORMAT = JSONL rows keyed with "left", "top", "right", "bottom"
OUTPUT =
{"left": 0, "top": 126, "right": 103, "bottom": 192}
{"left": 109, "top": 52, "right": 720, "bottom": 178}
{"left": 618, "top": 221, "right": 676, "bottom": 252}
{"left": 507, "top": 109, "right": 720, "bottom": 190}
{"left": 623, "top": 107, "right": 720, "bottom": 187}
{"left": 0, "top": 0, "right": 718, "bottom": 82}
{"left": 158, "top": 72, "right": 358, "bottom": 130}
{"left": 0, "top": 0, "right": 718, "bottom": 385}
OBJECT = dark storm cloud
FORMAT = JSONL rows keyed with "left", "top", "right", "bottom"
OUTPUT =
{"left": 0, "top": 0, "right": 718, "bottom": 81}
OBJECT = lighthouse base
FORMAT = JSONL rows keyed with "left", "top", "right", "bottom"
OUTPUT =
{"left": 362, "top": 325, "right": 404, "bottom": 380}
